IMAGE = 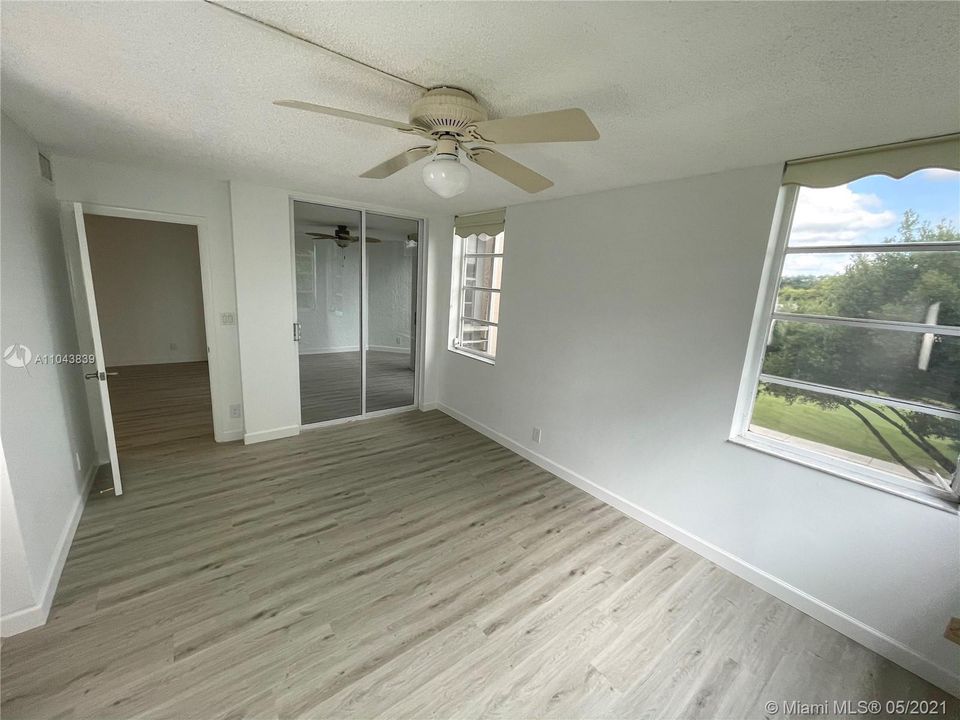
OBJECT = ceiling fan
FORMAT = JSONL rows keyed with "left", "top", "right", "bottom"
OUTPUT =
{"left": 274, "top": 87, "right": 600, "bottom": 198}
{"left": 306, "top": 225, "right": 382, "bottom": 248}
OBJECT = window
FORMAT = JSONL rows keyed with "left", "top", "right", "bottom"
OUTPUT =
{"left": 451, "top": 210, "right": 506, "bottom": 361}
{"left": 733, "top": 135, "right": 960, "bottom": 506}
{"left": 294, "top": 241, "right": 317, "bottom": 310}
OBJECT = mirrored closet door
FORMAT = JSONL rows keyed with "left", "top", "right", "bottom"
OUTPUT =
{"left": 293, "top": 201, "right": 421, "bottom": 427}
{"left": 365, "top": 212, "right": 419, "bottom": 413}
{"left": 293, "top": 201, "right": 363, "bottom": 424}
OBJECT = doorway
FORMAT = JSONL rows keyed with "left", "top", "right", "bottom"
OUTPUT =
{"left": 83, "top": 213, "right": 214, "bottom": 454}
{"left": 63, "top": 203, "right": 219, "bottom": 496}
{"left": 291, "top": 200, "right": 421, "bottom": 427}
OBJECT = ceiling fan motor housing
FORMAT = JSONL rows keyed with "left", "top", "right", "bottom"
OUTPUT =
{"left": 410, "top": 87, "right": 487, "bottom": 137}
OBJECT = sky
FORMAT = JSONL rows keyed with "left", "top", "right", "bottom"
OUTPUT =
{"left": 783, "top": 168, "right": 959, "bottom": 276}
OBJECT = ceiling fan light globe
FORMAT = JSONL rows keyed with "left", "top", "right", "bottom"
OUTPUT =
{"left": 422, "top": 154, "right": 470, "bottom": 198}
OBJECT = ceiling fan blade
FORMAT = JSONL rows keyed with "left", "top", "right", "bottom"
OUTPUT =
{"left": 360, "top": 146, "right": 433, "bottom": 179}
{"left": 306, "top": 232, "right": 337, "bottom": 239}
{"left": 274, "top": 100, "right": 427, "bottom": 135}
{"left": 469, "top": 108, "right": 599, "bottom": 144}
{"left": 466, "top": 148, "right": 554, "bottom": 193}
{"left": 339, "top": 235, "right": 382, "bottom": 243}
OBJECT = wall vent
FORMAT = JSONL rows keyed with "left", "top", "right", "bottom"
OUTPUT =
{"left": 38, "top": 152, "right": 53, "bottom": 182}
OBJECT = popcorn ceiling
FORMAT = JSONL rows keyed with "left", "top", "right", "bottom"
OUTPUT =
{"left": 1, "top": 1, "right": 956, "bottom": 214}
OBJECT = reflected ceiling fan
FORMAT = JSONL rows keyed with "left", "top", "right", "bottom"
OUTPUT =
{"left": 306, "top": 225, "right": 382, "bottom": 248}
{"left": 274, "top": 87, "right": 600, "bottom": 198}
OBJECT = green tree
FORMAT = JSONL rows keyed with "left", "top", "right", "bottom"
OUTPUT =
{"left": 762, "top": 211, "right": 960, "bottom": 485}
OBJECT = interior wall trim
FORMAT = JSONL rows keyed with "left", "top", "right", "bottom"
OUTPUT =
{"left": 215, "top": 429, "right": 244, "bottom": 443}
{"left": 242, "top": 424, "right": 300, "bottom": 445}
{"left": 434, "top": 403, "right": 960, "bottom": 698}
{"left": 0, "top": 462, "right": 97, "bottom": 637}
{"left": 297, "top": 346, "right": 361, "bottom": 355}
{"left": 295, "top": 346, "right": 408, "bottom": 355}
{"left": 78, "top": 202, "right": 232, "bottom": 443}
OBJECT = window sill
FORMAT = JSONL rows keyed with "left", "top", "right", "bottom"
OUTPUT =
{"left": 448, "top": 346, "right": 496, "bottom": 365}
{"left": 728, "top": 431, "right": 959, "bottom": 514}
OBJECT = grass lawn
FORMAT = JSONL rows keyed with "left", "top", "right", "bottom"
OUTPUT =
{"left": 751, "top": 390, "right": 959, "bottom": 475}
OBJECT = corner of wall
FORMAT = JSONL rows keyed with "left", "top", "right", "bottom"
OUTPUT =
{"left": 0, "top": 460, "right": 96, "bottom": 637}
{"left": 421, "top": 214, "right": 455, "bottom": 408}
{"left": 1, "top": 114, "right": 100, "bottom": 637}
{"left": 436, "top": 402, "right": 960, "bottom": 697}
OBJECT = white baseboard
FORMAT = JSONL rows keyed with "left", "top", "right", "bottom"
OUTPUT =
{"left": 0, "top": 462, "right": 97, "bottom": 637}
{"left": 215, "top": 429, "right": 244, "bottom": 443}
{"left": 436, "top": 403, "right": 960, "bottom": 697}
{"left": 420, "top": 402, "right": 439, "bottom": 412}
{"left": 299, "top": 346, "right": 409, "bottom": 355}
{"left": 243, "top": 425, "right": 299, "bottom": 445}
{"left": 108, "top": 357, "right": 208, "bottom": 367}
{"left": 298, "top": 346, "right": 360, "bottom": 355}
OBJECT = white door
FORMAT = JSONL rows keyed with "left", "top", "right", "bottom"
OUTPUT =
{"left": 66, "top": 203, "right": 123, "bottom": 495}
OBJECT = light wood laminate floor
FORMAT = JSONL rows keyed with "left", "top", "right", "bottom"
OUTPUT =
{"left": 106, "top": 361, "right": 214, "bottom": 452}
{"left": 299, "top": 350, "right": 415, "bottom": 424}
{"left": 0, "top": 367, "right": 954, "bottom": 718}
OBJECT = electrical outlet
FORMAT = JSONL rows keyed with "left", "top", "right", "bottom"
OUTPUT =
{"left": 230, "top": 404, "right": 242, "bottom": 419}
{"left": 220, "top": 312, "right": 236, "bottom": 326}
{"left": 531, "top": 427, "right": 542, "bottom": 444}
{"left": 169, "top": 342, "right": 178, "bottom": 351}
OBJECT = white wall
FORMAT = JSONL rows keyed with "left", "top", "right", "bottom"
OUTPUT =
{"left": 230, "top": 181, "right": 301, "bottom": 443}
{"left": 431, "top": 164, "right": 960, "bottom": 693}
{"left": 85, "top": 215, "right": 206, "bottom": 366}
{"left": 51, "top": 156, "right": 243, "bottom": 442}
{"left": 420, "top": 215, "right": 448, "bottom": 409}
{"left": 0, "top": 114, "right": 97, "bottom": 632}
{"left": 1, "top": 441, "right": 37, "bottom": 620}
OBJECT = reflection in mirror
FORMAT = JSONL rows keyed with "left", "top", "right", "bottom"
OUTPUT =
{"left": 293, "top": 201, "right": 362, "bottom": 424}
{"left": 366, "top": 213, "right": 419, "bottom": 412}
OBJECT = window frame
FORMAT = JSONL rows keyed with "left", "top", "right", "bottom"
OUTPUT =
{"left": 450, "top": 233, "right": 503, "bottom": 364}
{"left": 730, "top": 184, "right": 960, "bottom": 512}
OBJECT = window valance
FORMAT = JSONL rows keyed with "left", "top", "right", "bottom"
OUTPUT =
{"left": 455, "top": 209, "right": 505, "bottom": 238}
{"left": 782, "top": 134, "right": 959, "bottom": 188}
